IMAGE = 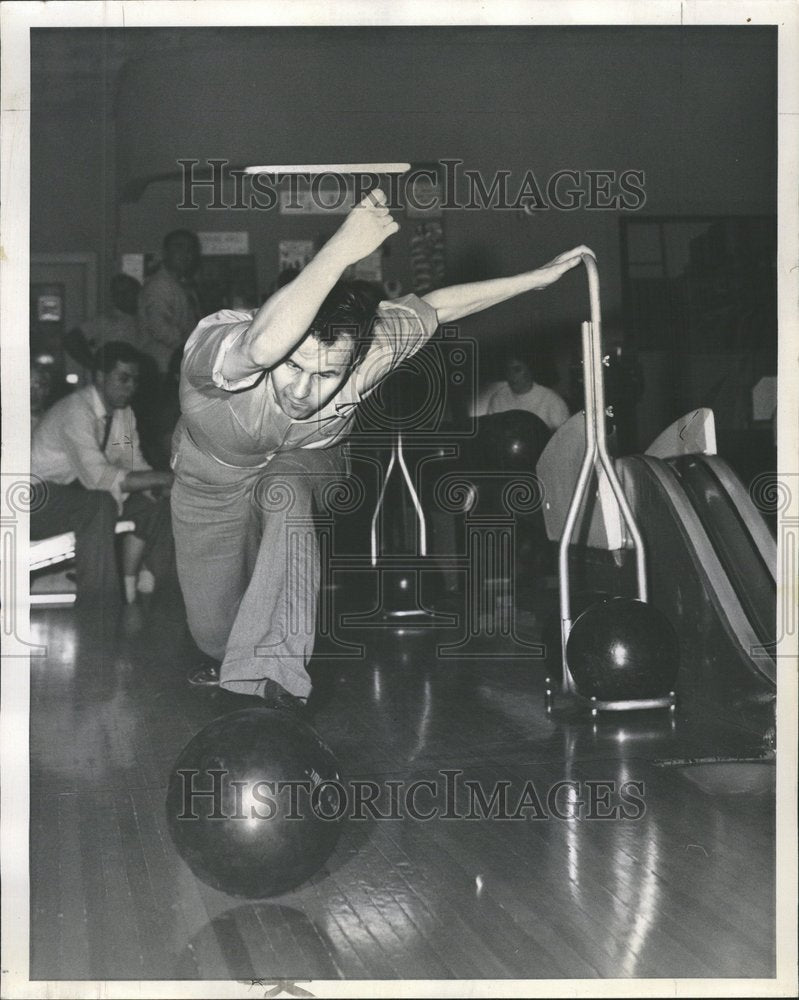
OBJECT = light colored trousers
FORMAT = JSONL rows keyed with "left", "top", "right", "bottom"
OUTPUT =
{"left": 171, "top": 440, "right": 347, "bottom": 699}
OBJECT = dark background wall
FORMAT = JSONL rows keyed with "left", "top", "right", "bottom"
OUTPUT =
{"left": 30, "top": 26, "right": 777, "bottom": 444}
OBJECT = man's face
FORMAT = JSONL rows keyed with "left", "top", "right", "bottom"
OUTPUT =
{"left": 97, "top": 361, "right": 139, "bottom": 411}
{"left": 271, "top": 335, "right": 356, "bottom": 420}
{"left": 505, "top": 358, "right": 534, "bottom": 395}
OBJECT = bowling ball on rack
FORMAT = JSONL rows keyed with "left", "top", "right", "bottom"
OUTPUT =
{"left": 565, "top": 597, "right": 679, "bottom": 701}
{"left": 165, "top": 708, "right": 343, "bottom": 898}
{"left": 477, "top": 411, "right": 551, "bottom": 472}
{"left": 541, "top": 592, "right": 616, "bottom": 677}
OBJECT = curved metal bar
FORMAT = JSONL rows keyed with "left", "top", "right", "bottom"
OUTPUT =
{"left": 558, "top": 321, "right": 598, "bottom": 691}
{"left": 370, "top": 432, "right": 429, "bottom": 564}
{"left": 583, "top": 254, "right": 648, "bottom": 601}
{"left": 558, "top": 321, "right": 598, "bottom": 625}
{"left": 396, "top": 432, "right": 428, "bottom": 557}
{"left": 370, "top": 444, "right": 397, "bottom": 566}
{"left": 583, "top": 252, "right": 603, "bottom": 329}
{"left": 557, "top": 252, "right": 650, "bottom": 695}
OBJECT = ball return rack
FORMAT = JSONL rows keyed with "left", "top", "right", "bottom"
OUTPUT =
{"left": 547, "top": 252, "right": 676, "bottom": 717}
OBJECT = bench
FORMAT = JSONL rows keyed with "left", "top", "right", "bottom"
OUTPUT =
{"left": 30, "top": 520, "right": 136, "bottom": 605}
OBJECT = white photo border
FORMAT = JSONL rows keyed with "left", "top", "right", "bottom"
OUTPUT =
{"left": 1, "top": 2, "right": 797, "bottom": 998}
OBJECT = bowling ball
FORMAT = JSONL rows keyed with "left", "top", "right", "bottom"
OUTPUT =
{"left": 166, "top": 708, "right": 343, "bottom": 898}
{"left": 542, "top": 592, "right": 617, "bottom": 672}
{"left": 477, "top": 411, "right": 551, "bottom": 471}
{"left": 566, "top": 597, "right": 679, "bottom": 701}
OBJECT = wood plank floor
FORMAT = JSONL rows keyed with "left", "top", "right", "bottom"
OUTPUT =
{"left": 28, "top": 587, "right": 776, "bottom": 983}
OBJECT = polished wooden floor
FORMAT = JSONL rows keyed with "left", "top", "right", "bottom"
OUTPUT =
{"left": 29, "top": 581, "right": 775, "bottom": 983}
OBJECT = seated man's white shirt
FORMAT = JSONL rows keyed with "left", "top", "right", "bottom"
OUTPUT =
{"left": 31, "top": 385, "right": 151, "bottom": 513}
{"left": 487, "top": 382, "right": 569, "bottom": 431}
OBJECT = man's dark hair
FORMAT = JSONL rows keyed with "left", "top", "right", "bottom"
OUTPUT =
{"left": 163, "top": 229, "right": 200, "bottom": 255}
{"left": 92, "top": 341, "right": 144, "bottom": 374}
{"left": 307, "top": 280, "right": 383, "bottom": 366}
{"left": 504, "top": 351, "right": 533, "bottom": 372}
{"left": 505, "top": 349, "right": 560, "bottom": 388}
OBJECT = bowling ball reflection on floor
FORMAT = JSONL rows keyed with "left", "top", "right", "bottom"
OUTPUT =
{"left": 173, "top": 903, "right": 340, "bottom": 980}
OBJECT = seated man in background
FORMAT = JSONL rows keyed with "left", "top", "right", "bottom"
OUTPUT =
{"left": 31, "top": 342, "right": 175, "bottom": 607}
{"left": 487, "top": 352, "right": 569, "bottom": 432}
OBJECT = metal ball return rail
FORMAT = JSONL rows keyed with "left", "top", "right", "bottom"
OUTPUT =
{"left": 551, "top": 252, "right": 677, "bottom": 716}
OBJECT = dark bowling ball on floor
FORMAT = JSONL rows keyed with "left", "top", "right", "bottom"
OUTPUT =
{"left": 166, "top": 708, "right": 343, "bottom": 898}
{"left": 566, "top": 597, "right": 679, "bottom": 701}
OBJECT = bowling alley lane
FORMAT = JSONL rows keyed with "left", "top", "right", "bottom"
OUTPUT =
{"left": 28, "top": 599, "right": 775, "bottom": 982}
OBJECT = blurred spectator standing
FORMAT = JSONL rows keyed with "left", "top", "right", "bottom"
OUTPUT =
{"left": 138, "top": 229, "right": 202, "bottom": 377}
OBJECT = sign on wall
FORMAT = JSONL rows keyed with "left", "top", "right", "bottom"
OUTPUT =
{"left": 198, "top": 231, "right": 250, "bottom": 256}
{"left": 409, "top": 221, "right": 445, "bottom": 294}
{"left": 345, "top": 248, "right": 383, "bottom": 284}
{"left": 279, "top": 184, "right": 356, "bottom": 215}
{"left": 278, "top": 240, "right": 315, "bottom": 272}
{"left": 120, "top": 253, "right": 145, "bottom": 285}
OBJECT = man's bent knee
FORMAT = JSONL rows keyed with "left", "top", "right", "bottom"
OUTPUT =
{"left": 252, "top": 467, "right": 315, "bottom": 522}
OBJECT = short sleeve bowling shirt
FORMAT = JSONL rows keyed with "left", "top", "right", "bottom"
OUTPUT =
{"left": 174, "top": 294, "right": 439, "bottom": 473}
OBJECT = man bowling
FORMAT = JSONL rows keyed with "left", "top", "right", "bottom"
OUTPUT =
{"left": 172, "top": 189, "right": 592, "bottom": 713}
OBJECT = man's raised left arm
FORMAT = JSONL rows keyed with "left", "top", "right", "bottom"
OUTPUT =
{"left": 422, "top": 246, "right": 595, "bottom": 324}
